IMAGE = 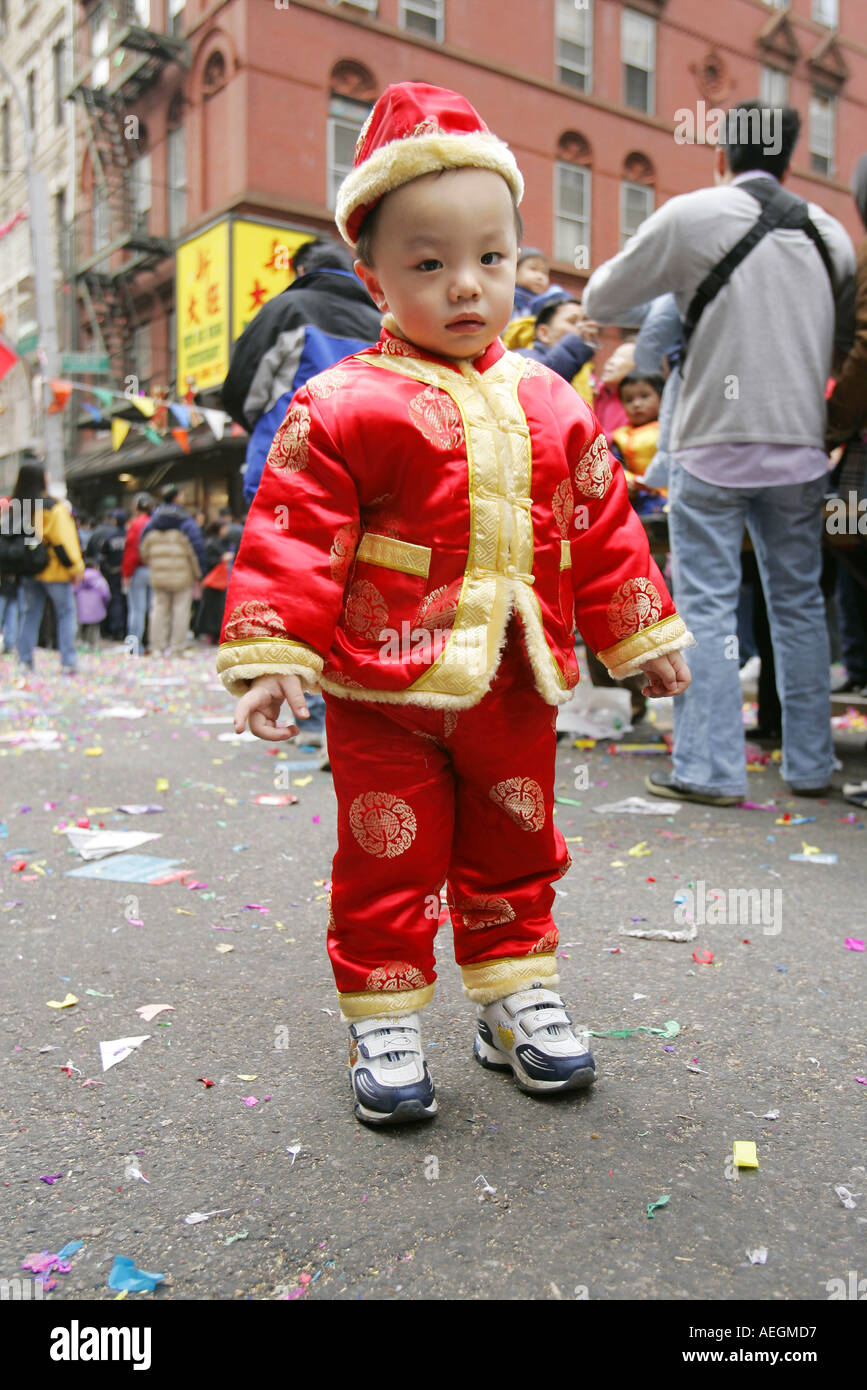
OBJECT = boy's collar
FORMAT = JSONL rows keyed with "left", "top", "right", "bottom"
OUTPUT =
{"left": 371, "top": 314, "right": 505, "bottom": 374}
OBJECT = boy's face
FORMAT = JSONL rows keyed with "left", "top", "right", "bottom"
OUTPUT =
{"left": 620, "top": 380, "right": 661, "bottom": 427}
{"left": 354, "top": 168, "right": 518, "bottom": 361}
{"left": 536, "top": 301, "right": 585, "bottom": 347}
{"left": 516, "top": 256, "right": 549, "bottom": 294}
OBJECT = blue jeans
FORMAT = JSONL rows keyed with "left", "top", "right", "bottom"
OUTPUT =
{"left": 301, "top": 692, "right": 326, "bottom": 735}
{"left": 0, "top": 589, "right": 19, "bottom": 648}
{"left": 667, "top": 464, "right": 833, "bottom": 795}
{"left": 17, "top": 578, "right": 79, "bottom": 672}
{"left": 126, "top": 565, "right": 151, "bottom": 650}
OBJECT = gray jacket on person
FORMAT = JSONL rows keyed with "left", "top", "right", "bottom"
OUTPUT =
{"left": 584, "top": 177, "right": 856, "bottom": 453}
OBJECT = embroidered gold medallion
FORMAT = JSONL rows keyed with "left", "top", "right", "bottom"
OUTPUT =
{"left": 269, "top": 403, "right": 311, "bottom": 473}
{"left": 344, "top": 578, "right": 389, "bottom": 640}
{"left": 408, "top": 386, "right": 465, "bottom": 451}
{"left": 529, "top": 927, "right": 560, "bottom": 954}
{"left": 489, "top": 776, "right": 546, "bottom": 832}
{"left": 349, "top": 790, "right": 418, "bottom": 858}
{"left": 306, "top": 366, "right": 348, "bottom": 399}
{"left": 455, "top": 895, "right": 516, "bottom": 931}
{"left": 573, "top": 432, "right": 612, "bottom": 499}
{"left": 552, "top": 478, "right": 574, "bottom": 538}
{"left": 223, "top": 600, "right": 287, "bottom": 641}
{"left": 330, "top": 523, "right": 360, "bottom": 583}
{"left": 365, "top": 961, "right": 428, "bottom": 992}
{"left": 606, "top": 577, "right": 663, "bottom": 640}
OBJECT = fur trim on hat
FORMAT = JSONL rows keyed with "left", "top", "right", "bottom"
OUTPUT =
{"left": 336, "top": 131, "right": 524, "bottom": 247}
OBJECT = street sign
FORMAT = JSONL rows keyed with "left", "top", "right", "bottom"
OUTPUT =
{"left": 16, "top": 331, "right": 39, "bottom": 354}
{"left": 61, "top": 352, "right": 111, "bottom": 375}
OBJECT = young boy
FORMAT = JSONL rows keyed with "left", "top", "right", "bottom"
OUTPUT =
{"left": 220, "top": 83, "right": 693, "bottom": 1127}
{"left": 611, "top": 369, "right": 667, "bottom": 515}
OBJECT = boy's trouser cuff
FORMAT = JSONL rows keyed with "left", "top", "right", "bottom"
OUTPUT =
{"left": 338, "top": 982, "right": 434, "bottom": 1022}
{"left": 460, "top": 953, "right": 559, "bottom": 1005}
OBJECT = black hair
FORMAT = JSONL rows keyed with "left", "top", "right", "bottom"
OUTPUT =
{"left": 162, "top": 484, "right": 179, "bottom": 504}
{"left": 535, "top": 297, "right": 581, "bottom": 332}
{"left": 294, "top": 237, "right": 355, "bottom": 274}
{"left": 355, "top": 186, "right": 524, "bottom": 267}
{"left": 11, "top": 460, "right": 47, "bottom": 503}
{"left": 721, "top": 101, "right": 801, "bottom": 181}
{"left": 618, "top": 369, "right": 665, "bottom": 401}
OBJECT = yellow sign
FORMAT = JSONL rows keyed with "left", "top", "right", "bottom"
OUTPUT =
{"left": 176, "top": 220, "right": 231, "bottom": 395}
{"left": 232, "top": 221, "right": 314, "bottom": 340}
{"left": 176, "top": 219, "right": 315, "bottom": 396}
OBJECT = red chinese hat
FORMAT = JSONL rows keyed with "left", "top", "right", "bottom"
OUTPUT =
{"left": 336, "top": 82, "right": 524, "bottom": 249}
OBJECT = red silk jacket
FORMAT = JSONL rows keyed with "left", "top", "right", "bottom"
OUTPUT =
{"left": 216, "top": 329, "right": 691, "bottom": 708}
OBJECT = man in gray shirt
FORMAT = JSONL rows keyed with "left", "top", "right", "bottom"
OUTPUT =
{"left": 584, "top": 102, "right": 855, "bottom": 804}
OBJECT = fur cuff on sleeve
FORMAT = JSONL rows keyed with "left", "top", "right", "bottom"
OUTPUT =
{"left": 215, "top": 639, "right": 324, "bottom": 698}
{"left": 596, "top": 616, "right": 695, "bottom": 679}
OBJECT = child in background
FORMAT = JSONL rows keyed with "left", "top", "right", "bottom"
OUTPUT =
{"left": 591, "top": 341, "right": 634, "bottom": 445}
{"left": 74, "top": 565, "right": 111, "bottom": 649}
{"left": 222, "top": 82, "right": 692, "bottom": 1128}
{"left": 610, "top": 370, "right": 667, "bottom": 515}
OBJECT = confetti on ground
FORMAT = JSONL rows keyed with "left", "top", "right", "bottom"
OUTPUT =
{"left": 732, "top": 1141, "right": 759, "bottom": 1169}
{"left": 107, "top": 1256, "right": 165, "bottom": 1293}
{"left": 844, "top": 938, "right": 864, "bottom": 951}
{"left": 46, "top": 994, "right": 78, "bottom": 1009}
{"left": 623, "top": 923, "right": 697, "bottom": 942}
{"left": 99, "top": 1036, "right": 149, "bottom": 1072}
{"left": 746, "top": 1248, "right": 768, "bottom": 1265}
{"left": 184, "top": 1210, "right": 230, "bottom": 1225}
{"left": 646, "top": 1194, "right": 670, "bottom": 1218}
{"left": 136, "top": 1004, "right": 174, "bottom": 1022}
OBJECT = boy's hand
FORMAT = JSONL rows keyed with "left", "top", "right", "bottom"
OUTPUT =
{"left": 639, "top": 650, "right": 691, "bottom": 698}
{"left": 234, "top": 673, "right": 311, "bottom": 742}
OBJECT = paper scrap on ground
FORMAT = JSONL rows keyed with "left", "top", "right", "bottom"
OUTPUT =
{"left": 95, "top": 706, "right": 147, "bottom": 719}
{"left": 733, "top": 1141, "right": 759, "bottom": 1169}
{"left": 117, "top": 804, "right": 164, "bottom": 815}
{"left": 100, "top": 1035, "right": 150, "bottom": 1072}
{"left": 46, "top": 993, "right": 78, "bottom": 1009}
{"left": 593, "top": 796, "right": 682, "bottom": 815}
{"left": 66, "top": 854, "right": 183, "bottom": 883}
{"left": 622, "top": 923, "right": 697, "bottom": 942}
{"left": 747, "top": 1248, "right": 768, "bottom": 1265}
{"left": 789, "top": 852, "right": 837, "bottom": 864}
{"left": 646, "top": 1194, "right": 671, "bottom": 1218}
{"left": 65, "top": 828, "right": 162, "bottom": 861}
{"left": 184, "top": 1209, "right": 229, "bottom": 1225}
{"left": 589, "top": 1020, "right": 680, "bottom": 1039}
{"left": 107, "top": 1256, "right": 164, "bottom": 1293}
{"left": 834, "top": 1185, "right": 861, "bottom": 1209}
{"left": 0, "top": 729, "right": 61, "bottom": 750}
{"left": 135, "top": 1004, "right": 174, "bottom": 1022}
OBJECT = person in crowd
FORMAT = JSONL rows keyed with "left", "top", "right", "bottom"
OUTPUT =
{"left": 218, "top": 506, "right": 243, "bottom": 558}
{"left": 221, "top": 82, "right": 692, "bottom": 1127}
{"left": 74, "top": 563, "right": 111, "bottom": 650}
{"left": 193, "top": 519, "right": 233, "bottom": 644}
{"left": 92, "top": 508, "right": 128, "bottom": 640}
{"left": 122, "top": 493, "right": 155, "bottom": 654}
{"left": 516, "top": 296, "right": 598, "bottom": 395}
{"left": 584, "top": 101, "right": 856, "bottom": 804}
{"left": 4, "top": 461, "right": 84, "bottom": 675}
{"left": 591, "top": 341, "right": 635, "bottom": 446}
{"left": 610, "top": 370, "right": 667, "bottom": 515}
{"left": 139, "top": 485, "right": 207, "bottom": 657}
{"left": 76, "top": 513, "right": 94, "bottom": 552}
{"left": 0, "top": 497, "right": 20, "bottom": 655}
{"left": 827, "top": 154, "right": 867, "bottom": 697}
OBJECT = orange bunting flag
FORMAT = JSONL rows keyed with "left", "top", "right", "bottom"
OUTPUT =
{"left": 47, "top": 380, "right": 74, "bottom": 414}
{"left": 171, "top": 427, "right": 190, "bottom": 454}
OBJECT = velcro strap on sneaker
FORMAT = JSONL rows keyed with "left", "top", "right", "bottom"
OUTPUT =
{"left": 352, "top": 1013, "right": 419, "bottom": 1039}
{"left": 359, "top": 1032, "right": 421, "bottom": 1060}
{"left": 503, "top": 988, "right": 563, "bottom": 1017}
{"left": 518, "top": 1007, "right": 572, "bottom": 1035}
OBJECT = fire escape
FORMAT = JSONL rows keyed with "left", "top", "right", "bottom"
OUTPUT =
{"left": 64, "top": 1, "right": 190, "bottom": 382}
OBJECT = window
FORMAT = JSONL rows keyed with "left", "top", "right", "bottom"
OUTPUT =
{"left": 620, "top": 181, "right": 653, "bottom": 249}
{"left": 1, "top": 101, "right": 10, "bottom": 171}
{"left": 54, "top": 189, "right": 66, "bottom": 266}
{"left": 168, "top": 306, "right": 176, "bottom": 392}
{"left": 93, "top": 185, "right": 109, "bottom": 253}
{"left": 53, "top": 40, "right": 66, "bottom": 126}
{"left": 327, "top": 95, "right": 370, "bottom": 210}
{"left": 399, "top": 0, "right": 444, "bottom": 43}
{"left": 554, "top": 161, "right": 591, "bottom": 268}
{"left": 167, "top": 124, "right": 187, "bottom": 236}
{"left": 622, "top": 9, "right": 655, "bottom": 114}
{"left": 167, "top": 0, "right": 184, "bottom": 35}
{"left": 556, "top": 0, "right": 592, "bottom": 93}
{"left": 26, "top": 72, "right": 36, "bottom": 139}
{"left": 812, "top": 0, "right": 838, "bottom": 25}
{"left": 763, "top": 0, "right": 788, "bottom": 9}
{"left": 132, "top": 152, "right": 151, "bottom": 232}
{"left": 133, "top": 0, "right": 151, "bottom": 23}
{"left": 330, "top": 0, "right": 378, "bottom": 12}
{"left": 134, "top": 322, "right": 152, "bottom": 388}
{"left": 90, "top": 11, "right": 110, "bottom": 89}
{"left": 809, "top": 92, "right": 834, "bottom": 176}
{"left": 759, "top": 67, "right": 789, "bottom": 107}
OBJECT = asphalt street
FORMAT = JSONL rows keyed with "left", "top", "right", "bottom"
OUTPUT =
{"left": 1, "top": 644, "right": 865, "bottom": 1304}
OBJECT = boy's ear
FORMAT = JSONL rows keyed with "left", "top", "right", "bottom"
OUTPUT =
{"left": 354, "top": 259, "right": 388, "bottom": 312}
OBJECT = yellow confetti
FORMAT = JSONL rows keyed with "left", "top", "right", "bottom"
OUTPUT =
{"left": 627, "top": 841, "right": 651, "bottom": 857}
{"left": 572, "top": 738, "right": 597, "bottom": 749}
{"left": 176, "top": 908, "right": 194, "bottom": 916}
{"left": 565, "top": 836, "right": 583, "bottom": 843}
{"left": 732, "top": 1141, "right": 758, "bottom": 1169}
{"left": 293, "top": 776, "right": 313, "bottom": 787}
{"left": 85, "top": 807, "right": 113, "bottom": 814}
{"left": 314, "top": 894, "right": 328, "bottom": 901}
{"left": 237, "top": 1074, "right": 257, "bottom": 1081}
{"left": 801, "top": 841, "right": 821, "bottom": 856}
{"left": 84, "top": 747, "right": 103, "bottom": 757}
{"left": 31, "top": 863, "right": 46, "bottom": 876}
{"left": 156, "top": 778, "right": 169, "bottom": 791}
{"left": 745, "top": 763, "right": 766, "bottom": 772}
{"left": 610, "top": 860, "right": 625, "bottom": 868}
{"left": 47, "top": 993, "right": 78, "bottom": 1009}
{"left": 216, "top": 943, "right": 234, "bottom": 954}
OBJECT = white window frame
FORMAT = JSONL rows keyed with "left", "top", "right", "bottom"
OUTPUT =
{"left": 92, "top": 185, "right": 109, "bottom": 253}
{"left": 554, "top": 161, "right": 591, "bottom": 270}
{"left": 555, "top": 0, "right": 593, "bottom": 94}
{"left": 808, "top": 92, "right": 835, "bottom": 177}
{"left": 621, "top": 8, "right": 655, "bottom": 116}
{"left": 620, "top": 180, "right": 654, "bottom": 250}
{"left": 811, "top": 0, "right": 838, "bottom": 26}
{"left": 90, "top": 12, "right": 110, "bottom": 90}
{"left": 759, "top": 66, "right": 789, "bottom": 107}
{"left": 763, "top": 0, "right": 789, "bottom": 9}
{"left": 134, "top": 322, "right": 152, "bottom": 386}
{"left": 167, "top": 124, "right": 187, "bottom": 237}
{"left": 133, "top": 0, "right": 151, "bottom": 24}
{"left": 399, "top": 0, "right": 445, "bottom": 43}
{"left": 327, "top": 95, "right": 370, "bottom": 211}
{"left": 329, "top": 0, "right": 378, "bottom": 13}
{"left": 132, "top": 152, "right": 151, "bottom": 232}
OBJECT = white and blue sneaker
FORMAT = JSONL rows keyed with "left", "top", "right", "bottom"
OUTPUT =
{"left": 474, "top": 984, "right": 596, "bottom": 1094}
{"left": 349, "top": 1013, "right": 437, "bottom": 1126}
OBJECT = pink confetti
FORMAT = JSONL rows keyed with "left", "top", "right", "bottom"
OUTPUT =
{"left": 856, "top": 1077, "right": 867, "bottom": 1085}
{"left": 844, "top": 938, "right": 864, "bottom": 951}
{"left": 241, "top": 1096, "right": 259, "bottom": 1107}
{"left": 244, "top": 904, "right": 269, "bottom": 912}
{"left": 312, "top": 815, "right": 321, "bottom": 824}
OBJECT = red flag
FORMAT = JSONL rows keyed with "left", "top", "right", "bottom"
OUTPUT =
{"left": 0, "top": 338, "right": 19, "bottom": 384}
{"left": 171, "top": 427, "right": 190, "bottom": 454}
{"left": 47, "top": 380, "right": 74, "bottom": 414}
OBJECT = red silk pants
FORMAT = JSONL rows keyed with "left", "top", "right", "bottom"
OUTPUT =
{"left": 324, "top": 618, "right": 571, "bottom": 1019}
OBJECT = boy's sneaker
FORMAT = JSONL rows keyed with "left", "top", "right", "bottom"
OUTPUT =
{"left": 474, "top": 983, "right": 596, "bottom": 1094}
{"left": 349, "top": 1012, "right": 437, "bottom": 1126}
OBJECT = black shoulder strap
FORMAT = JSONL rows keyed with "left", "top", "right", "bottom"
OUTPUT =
{"left": 681, "top": 178, "right": 836, "bottom": 360}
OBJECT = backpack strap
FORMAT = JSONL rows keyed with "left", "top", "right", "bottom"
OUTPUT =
{"left": 681, "top": 178, "right": 836, "bottom": 362}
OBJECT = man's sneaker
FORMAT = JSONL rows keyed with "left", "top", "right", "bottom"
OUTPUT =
{"left": 349, "top": 1012, "right": 437, "bottom": 1126}
{"left": 474, "top": 984, "right": 596, "bottom": 1095}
